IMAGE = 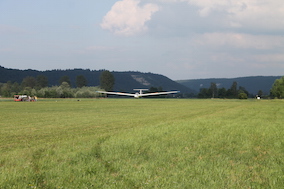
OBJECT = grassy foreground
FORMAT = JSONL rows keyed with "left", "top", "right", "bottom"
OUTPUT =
{"left": 0, "top": 98, "right": 284, "bottom": 188}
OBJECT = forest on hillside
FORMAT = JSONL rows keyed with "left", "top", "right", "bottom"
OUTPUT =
{"left": 0, "top": 71, "right": 106, "bottom": 98}
{"left": 0, "top": 67, "right": 186, "bottom": 98}
{"left": 0, "top": 66, "right": 283, "bottom": 99}
{"left": 197, "top": 81, "right": 256, "bottom": 99}
{"left": 0, "top": 66, "right": 191, "bottom": 93}
{"left": 177, "top": 76, "right": 282, "bottom": 95}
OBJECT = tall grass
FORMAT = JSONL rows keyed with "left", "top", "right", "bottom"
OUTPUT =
{"left": 0, "top": 99, "right": 284, "bottom": 188}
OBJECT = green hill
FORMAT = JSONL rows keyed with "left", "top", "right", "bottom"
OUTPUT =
{"left": 0, "top": 66, "right": 192, "bottom": 93}
{"left": 177, "top": 76, "right": 282, "bottom": 95}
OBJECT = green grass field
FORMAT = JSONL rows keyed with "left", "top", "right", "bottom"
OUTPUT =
{"left": 1, "top": 98, "right": 284, "bottom": 188}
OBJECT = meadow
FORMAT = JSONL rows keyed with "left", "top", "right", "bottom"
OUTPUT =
{"left": 0, "top": 98, "right": 284, "bottom": 188}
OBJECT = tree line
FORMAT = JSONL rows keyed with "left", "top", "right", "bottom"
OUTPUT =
{"left": 0, "top": 70, "right": 115, "bottom": 98}
{"left": 270, "top": 76, "right": 284, "bottom": 99}
{"left": 197, "top": 81, "right": 251, "bottom": 99}
{"left": 0, "top": 70, "right": 283, "bottom": 99}
{"left": 198, "top": 76, "right": 284, "bottom": 99}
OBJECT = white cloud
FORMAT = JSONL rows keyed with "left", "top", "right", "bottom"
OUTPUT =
{"left": 186, "top": 0, "right": 284, "bottom": 31}
{"left": 152, "top": 0, "right": 284, "bottom": 33}
{"left": 194, "top": 33, "right": 284, "bottom": 50}
{"left": 101, "top": 0, "right": 159, "bottom": 36}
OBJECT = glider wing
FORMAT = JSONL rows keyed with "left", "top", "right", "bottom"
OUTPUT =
{"left": 96, "top": 91, "right": 135, "bottom": 97}
{"left": 139, "top": 91, "right": 180, "bottom": 97}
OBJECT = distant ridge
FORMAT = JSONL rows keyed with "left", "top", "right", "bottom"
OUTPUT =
{"left": 0, "top": 66, "right": 193, "bottom": 93}
{"left": 176, "top": 76, "right": 282, "bottom": 95}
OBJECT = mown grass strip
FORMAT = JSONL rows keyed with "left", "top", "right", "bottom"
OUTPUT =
{"left": 0, "top": 99, "right": 283, "bottom": 188}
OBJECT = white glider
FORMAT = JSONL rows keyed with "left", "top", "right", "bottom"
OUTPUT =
{"left": 97, "top": 89, "right": 179, "bottom": 98}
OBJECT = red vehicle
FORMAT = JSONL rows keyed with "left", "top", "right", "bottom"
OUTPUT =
{"left": 14, "top": 95, "right": 38, "bottom": 101}
{"left": 14, "top": 95, "right": 29, "bottom": 101}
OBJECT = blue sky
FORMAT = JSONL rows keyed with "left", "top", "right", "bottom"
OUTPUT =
{"left": 1, "top": 0, "right": 283, "bottom": 80}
